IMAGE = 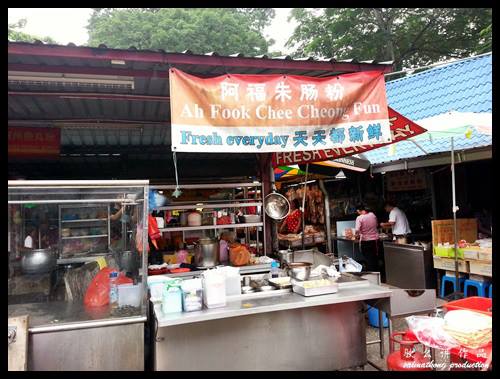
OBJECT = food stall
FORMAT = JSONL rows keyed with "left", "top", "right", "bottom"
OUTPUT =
{"left": 8, "top": 180, "right": 149, "bottom": 371}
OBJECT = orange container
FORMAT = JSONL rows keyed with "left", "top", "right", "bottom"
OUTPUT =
{"left": 443, "top": 296, "right": 492, "bottom": 316}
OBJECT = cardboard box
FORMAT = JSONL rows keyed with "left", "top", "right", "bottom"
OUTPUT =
{"left": 468, "top": 260, "right": 492, "bottom": 277}
{"left": 431, "top": 219, "right": 477, "bottom": 246}
{"left": 433, "top": 256, "right": 469, "bottom": 273}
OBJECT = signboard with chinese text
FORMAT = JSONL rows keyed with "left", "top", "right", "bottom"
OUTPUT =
{"left": 272, "top": 107, "right": 427, "bottom": 167}
{"left": 386, "top": 168, "right": 427, "bottom": 191}
{"left": 8, "top": 127, "right": 60, "bottom": 158}
{"left": 170, "top": 68, "right": 391, "bottom": 153}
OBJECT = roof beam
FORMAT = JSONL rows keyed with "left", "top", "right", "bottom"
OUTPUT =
{"left": 9, "top": 63, "right": 165, "bottom": 78}
{"left": 8, "top": 91, "right": 169, "bottom": 102}
{"left": 9, "top": 43, "right": 393, "bottom": 74}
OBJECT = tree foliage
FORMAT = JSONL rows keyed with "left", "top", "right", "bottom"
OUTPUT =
{"left": 287, "top": 8, "right": 492, "bottom": 70}
{"left": 87, "top": 8, "right": 275, "bottom": 56}
{"left": 8, "top": 18, "right": 56, "bottom": 43}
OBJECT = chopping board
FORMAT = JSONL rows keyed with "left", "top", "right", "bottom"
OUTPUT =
{"left": 8, "top": 315, "right": 29, "bottom": 371}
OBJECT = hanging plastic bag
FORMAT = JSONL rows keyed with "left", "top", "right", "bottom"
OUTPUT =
{"left": 136, "top": 222, "right": 150, "bottom": 255}
{"left": 84, "top": 267, "right": 133, "bottom": 307}
{"left": 148, "top": 215, "right": 161, "bottom": 250}
{"left": 405, "top": 315, "right": 460, "bottom": 350}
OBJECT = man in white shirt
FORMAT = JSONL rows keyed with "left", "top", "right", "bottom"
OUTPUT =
{"left": 380, "top": 201, "right": 411, "bottom": 244}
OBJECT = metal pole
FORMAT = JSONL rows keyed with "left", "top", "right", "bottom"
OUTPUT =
{"left": 301, "top": 164, "right": 309, "bottom": 250}
{"left": 318, "top": 180, "right": 332, "bottom": 254}
{"left": 269, "top": 163, "right": 279, "bottom": 254}
{"left": 451, "top": 137, "right": 461, "bottom": 299}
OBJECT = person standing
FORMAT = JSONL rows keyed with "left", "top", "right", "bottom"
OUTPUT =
{"left": 380, "top": 201, "right": 411, "bottom": 244}
{"left": 354, "top": 204, "right": 379, "bottom": 271}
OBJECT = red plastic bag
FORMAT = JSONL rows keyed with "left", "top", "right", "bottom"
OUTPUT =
{"left": 84, "top": 267, "right": 133, "bottom": 307}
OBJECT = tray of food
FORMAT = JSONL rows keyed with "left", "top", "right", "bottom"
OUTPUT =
{"left": 292, "top": 279, "right": 339, "bottom": 297}
{"left": 268, "top": 276, "right": 292, "bottom": 289}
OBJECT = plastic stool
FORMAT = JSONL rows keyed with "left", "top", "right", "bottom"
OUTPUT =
{"left": 440, "top": 275, "right": 465, "bottom": 298}
{"left": 464, "top": 279, "right": 490, "bottom": 297}
{"left": 489, "top": 284, "right": 492, "bottom": 298}
{"left": 367, "top": 305, "right": 389, "bottom": 328}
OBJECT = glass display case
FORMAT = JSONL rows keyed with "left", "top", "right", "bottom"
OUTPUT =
{"left": 8, "top": 180, "right": 149, "bottom": 333}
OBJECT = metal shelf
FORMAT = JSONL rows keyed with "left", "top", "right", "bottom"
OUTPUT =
{"left": 61, "top": 218, "right": 108, "bottom": 224}
{"left": 61, "top": 234, "right": 108, "bottom": 240}
{"left": 159, "top": 222, "right": 263, "bottom": 232}
{"left": 155, "top": 202, "right": 262, "bottom": 211}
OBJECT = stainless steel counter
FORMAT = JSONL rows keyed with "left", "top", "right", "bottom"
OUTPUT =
{"left": 155, "top": 283, "right": 391, "bottom": 327}
{"left": 8, "top": 298, "right": 147, "bottom": 333}
{"left": 154, "top": 283, "right": 392, "bottom": 371}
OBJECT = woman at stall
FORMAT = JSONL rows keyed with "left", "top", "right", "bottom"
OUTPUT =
{"left": 279, "top": 199, "right": 303, "bottom": 234}
{"left": 354, "top": 203, "right": 379, "bottom": 272}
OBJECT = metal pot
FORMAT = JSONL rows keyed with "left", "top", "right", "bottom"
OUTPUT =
{"left": 194, "top": 238, "right": 219, "bottom": 268}
{"left": 264, "top": 192, "right": 290, "bottom": 220}
{"left": 278, "top": 249, "right": 293, "bottom": 266}
{"left": 286, "top": 262, "right": 312, "bottom": 281}
{"left": 21, "top": 247, "right": 57, "bottom": 274}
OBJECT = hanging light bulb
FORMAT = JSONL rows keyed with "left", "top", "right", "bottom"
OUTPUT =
{"left": 335, "top": 170, "right": 346, "bottom": 180}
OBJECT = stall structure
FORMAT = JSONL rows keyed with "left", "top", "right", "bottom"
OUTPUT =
{"left": 8, "top": 180, "right": 149, "bottom": 371}
{"left": 8, "top": 41, "right": 402, "bottom": 371}
{"left": 363, "top": 53, "right": 492, "bottom": 294}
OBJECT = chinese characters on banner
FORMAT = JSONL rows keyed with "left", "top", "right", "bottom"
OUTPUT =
{"left": 272, "top": 107, "right": 427, "bottom": 166}
{"left": 8, "top": 127, "right": 61, "bottom": 158}
{"left": 169, "top": 68, "right": 392, "bottom": 153}
{"left": 386, "top": 168, "right": 427, "bottom": 191}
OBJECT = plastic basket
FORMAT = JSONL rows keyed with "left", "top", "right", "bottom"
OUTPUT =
{"left": 443, "top": 296, "right": 492, "bottom": 316}
{"left": 434, "top": 246, "right": 465, "bottom": 259}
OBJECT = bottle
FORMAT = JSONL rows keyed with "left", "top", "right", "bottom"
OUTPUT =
{"left": 271, "top": 261, "right": 280, "bottom": 278}
{"left": 109, "top": 271, "right": 119, "bottom": 308}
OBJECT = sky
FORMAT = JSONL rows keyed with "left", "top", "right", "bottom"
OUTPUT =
{"left": 8, "top": 8, "right": 297, "bottom": 53}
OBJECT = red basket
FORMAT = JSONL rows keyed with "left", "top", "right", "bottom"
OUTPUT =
{"left": 443, "top": 296, "right": 492, "bottom": 316}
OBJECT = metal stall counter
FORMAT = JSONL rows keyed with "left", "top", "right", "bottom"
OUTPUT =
{"left": 152, "top": 276, "right": 392, "bottom": 371}
{"left": 8, "top": 180, "right": 150, "bottom": 371}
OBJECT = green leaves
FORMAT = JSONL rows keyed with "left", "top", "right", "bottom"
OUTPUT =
{"left": 87, "top": 8, "right": 274, "bottom": 56}
{"left": 287, "top": 8, "right": 491, "bottom": 70}
{"left": 8, "top": 18, "right": 56, "bottom": 43}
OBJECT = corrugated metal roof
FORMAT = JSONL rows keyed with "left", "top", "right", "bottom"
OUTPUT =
{"left": 365, "top": 54, "right": 492, "bottom": 165}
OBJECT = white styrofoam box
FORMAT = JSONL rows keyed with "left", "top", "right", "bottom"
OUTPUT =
{"left": 445, "top": 270, "right": 467, "bottom": 278}
{"left": 469, "top": 261, "right": 492, "bottom": 277}
{"left": 462, "top": 249, "right": 480, "bottom": 260}
{"left": 433, "top": 256, "right": 469, "bottom": 273}
{"left": 118, "top": 284, "right": 142, "bottom": 307}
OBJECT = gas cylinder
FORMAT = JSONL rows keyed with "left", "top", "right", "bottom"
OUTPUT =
{"left": 387, "top": 331, "right": 432, "bottom": 371}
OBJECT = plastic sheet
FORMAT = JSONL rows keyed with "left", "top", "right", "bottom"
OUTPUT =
{"left": 405, "top": 315, "right": 460, "bottom": 350}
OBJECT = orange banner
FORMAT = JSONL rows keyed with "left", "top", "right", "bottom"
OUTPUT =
{"left": 8, "top": 127, "right": 60, "bottom": 158}
{"left": 170, "top": 68, "right": 391, "bottom": 153}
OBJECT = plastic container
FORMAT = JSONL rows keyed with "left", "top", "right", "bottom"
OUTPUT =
{"left": 109, "top": 271, "right": 119, "bottom": 308}
{"left": 270, "top": 261, "right": 280, "bottom": 278}
{"left": 202, "top": 270, "right": 226, "bottom": 308}
{"left": 147, "top": 276, "right": 168, "bottom": 302}
{"left": 225, "top": 275, "right": 242, "bottom": 296}
{"left": 117, "top": 283, "right": 142, "bottom": 307}
{"left": 443, "top": 296, "right": 492, "bottom": 316}
{"left": 181, "top": 278, "right": 203, "bottom": 312}
{"left": 162, "top": 281, "right": 183, "bottom": 314}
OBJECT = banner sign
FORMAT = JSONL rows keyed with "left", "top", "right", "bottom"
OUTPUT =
{"left": 8, "top": 127, "right": 60, "bottom": 158}
{"left": 170, "top": 68, "right": 391, "bottom": 153}
{"left": 386, "top": 168, "right": 427, "bottom": 191}
{"left": 272, "top": 107, "right": 427, "bottom": 167}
